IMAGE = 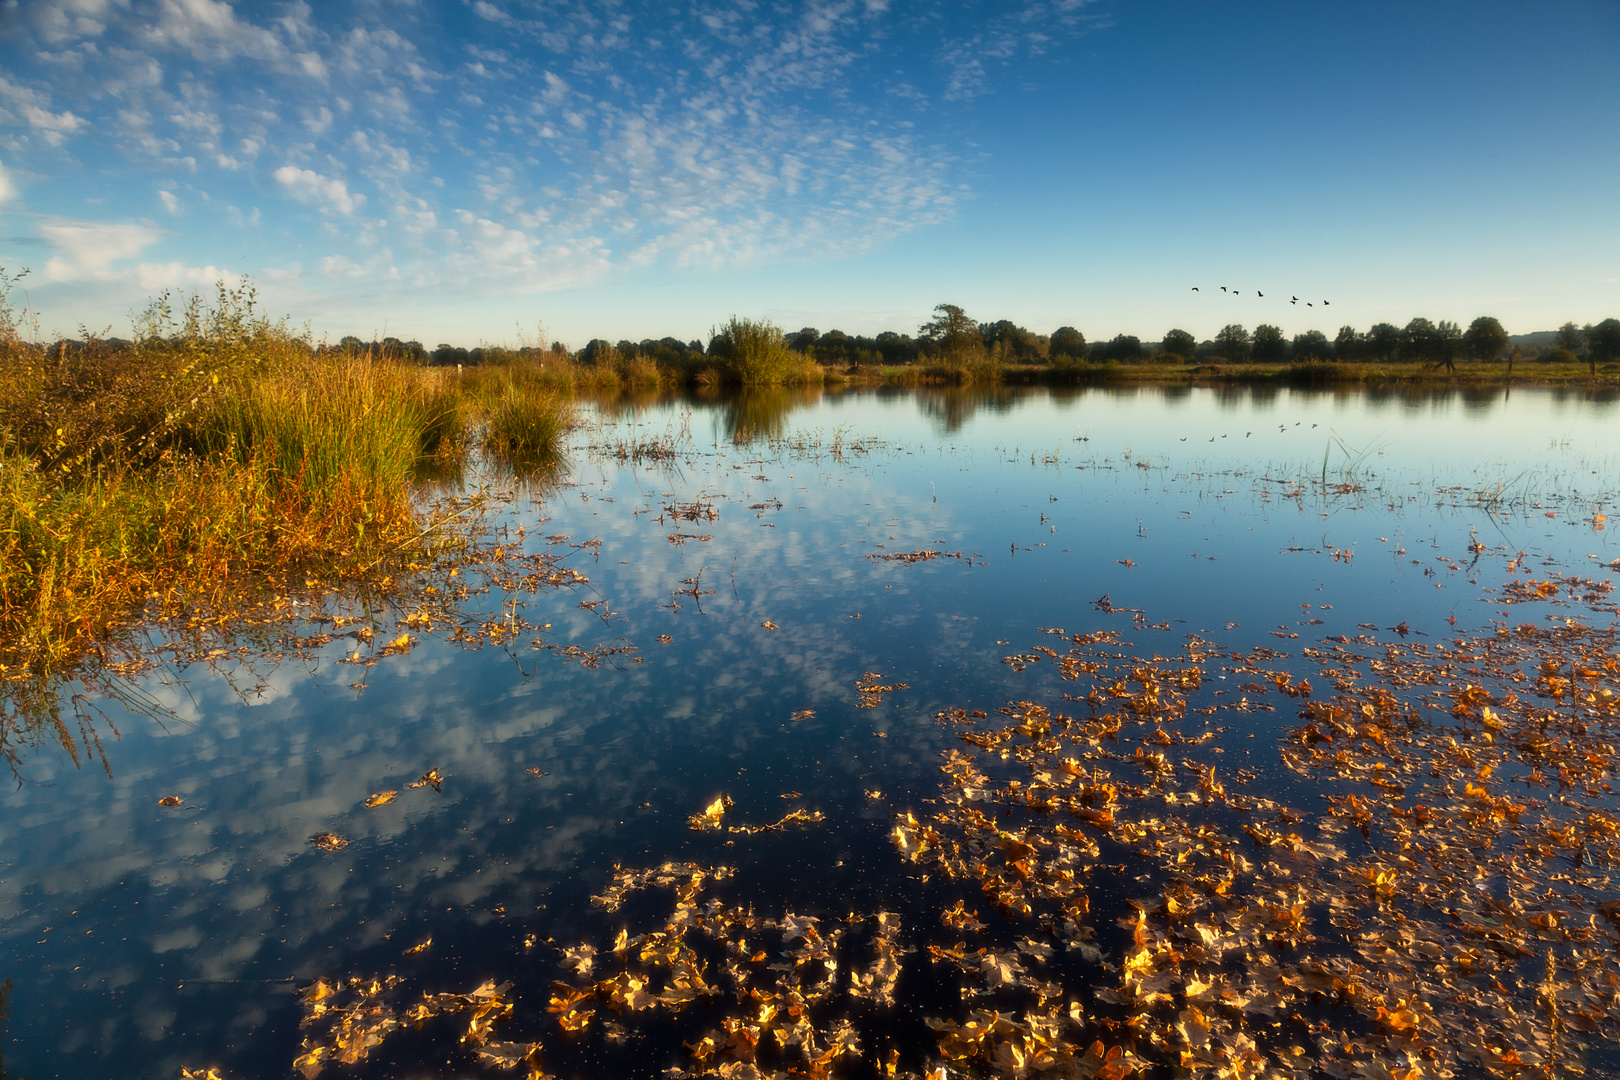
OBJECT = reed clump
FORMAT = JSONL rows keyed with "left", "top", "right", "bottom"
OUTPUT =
{"left": 0, "top": 280, "right": 572, "bottom": 685}
{"left": 709, "top": 317, "right": 822, "bottom": 387}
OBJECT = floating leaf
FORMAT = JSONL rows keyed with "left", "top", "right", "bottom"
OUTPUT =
{"left": 407, "top": 768, "right": 444, "bottom": 792}
{"left": 688, "top": 796, "right": 733, "bottom": 832}
{"left": 309, "top": 833, "right": 349, "bottom": 851}
{"left": 158, "top": 795, "right": 183, "bottom": 807}
{"left": 364, "top": 790, "right": 398, "bottom": 808}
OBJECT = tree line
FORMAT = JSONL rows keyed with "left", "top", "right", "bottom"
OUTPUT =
{"left": 325, "top": 308, "right": 1620, "bottom": 375}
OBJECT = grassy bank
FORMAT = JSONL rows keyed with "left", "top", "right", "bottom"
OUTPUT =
{"left": 0, "top": 287, "right": 571, "bottom": 687}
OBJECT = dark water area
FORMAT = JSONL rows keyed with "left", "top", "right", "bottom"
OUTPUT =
{"left": 3, "top": 384, "right": 1618, "bottom": 1079}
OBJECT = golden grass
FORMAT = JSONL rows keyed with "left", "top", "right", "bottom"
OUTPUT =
{"left": 0, "top": 291, "right": 572, "bottom": 687}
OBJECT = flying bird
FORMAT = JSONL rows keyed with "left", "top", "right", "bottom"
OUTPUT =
{"left": 1257, "top": 292, "right": 1263, "bottom": 297}
{"left": 1192, "top": 287, "right": 1199, "bottom": 291}
{"left": 1221, "top": 286, "right": 1227, "bottom": 293}
{"left": 1291, "top": 296, "right": 1298, "bottom": 301}
{"left": 1233, "top": 291, "right": 1240, "bottom": 295}
{"left": 1307, "top": 302, "right": 1314, "bottom": 307}
{"left": 1323, "top": 300, "right": 1330, "bottom": 306}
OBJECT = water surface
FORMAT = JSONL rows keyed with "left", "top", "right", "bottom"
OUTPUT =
{"left": 2, "top": 384, "right": 1617, "bottom": 1078}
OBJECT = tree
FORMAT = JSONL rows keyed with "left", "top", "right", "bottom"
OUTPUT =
{"left": 920, "top": 304, "right": 985, "bottom": 367}
{"left": 817, "top": 330, "right": 853, "bottom": 364}
{"left": 1365, "top": 323, "right": 1401, "bottom": 362}
{"left": 1213, "top": 324, "right": 1250, "bottom": 362}
{"left": 1099, "top": 334, "right": 1144, "bottom": 363}
{"left": 1585, "top": 318, "right": 1620, "bottom": 375}
{"left": 788, "top": 327, "right": 820, "bottom": 353}
{"left": 1252, "top": 324, "right": 1287, "bottom": 362}
{"left": 1293, "top": 330, "right": 1330, "bottom": 361}
{"left": 1463, "top": 316, "right": 1509, "bottom": 362}
{"left": 1161, "top": 329, "right": 1196, "bottom": 361}
{"left": 1050, "top": 326, "right": 1088, "bottom": 360}
{"left": 1556, "top": 321, "right": 1584, "bottom": 355}
{"left": 980, "top": 319, "right": 1042, "bottom": 361}
{"left": 1334, "top": 326, "right": 1361, "bottom": 361}
{"left": 1405, "top": 319, "right": 1461, "bottom": 371}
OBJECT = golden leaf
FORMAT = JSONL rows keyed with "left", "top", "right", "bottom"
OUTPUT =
{"left": 364, "top": 790, "right": 398, "bottom": 808}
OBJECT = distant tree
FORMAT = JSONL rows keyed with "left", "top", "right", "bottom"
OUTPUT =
{"left": 1333, "top": 326, "right": 1361, "bottom": 361}
{"left": 1401, "top": 318, "right": 1437, "bottom": 363}
{"left": 1213, "top": 324, "right": 1250, "bottom": 362}
{"left": 980, "top": 319, "right": 1042, "bottom": 361}
{"left": 431, "top": 343, "right": 470, "bottom": 366}
{"left": 1252, "top": 324, "right": 1287, "bottom": 362}
{"left": 580, "top": 339, "right": 619, "bottom": 365}
{"left": 1556, "top": 321, "right": 1584, "bottom": 355}
{"left": 1050, "top": 326, "right": 1088, "bottom": 360}
{"left": 1161, "top": 328, "right": 1196, "bottom": 361}
{"left": 1365, "top": 323, "right": 1401, "bottom": 362}
{"left": 920, "top": 303, "right": 985, "bottom": 367}
{"left": 1585, "top": 318, "right": 1620, "bottom": 375}
{"left": 1463, "top": 316, "right": 1509, "bottom": 362}
{"left": 875, "top": 331, "right": 916, "bottom": 365}
{"left": 1099, "top": 334, "right": 1144, "bottom": 363}
{"left": 788, "top": 327, "right": 820, "bottom": 353}
{"left": 1406, "top": 319, "right": 1462, "bottom": 371}
{"left": 818, "top": 330, "right": 854, "bottom": 364}
{"left": 339, "top": 335, "right": 366, "bottom": 353}
{"left": 1292, "top": 330, "right": 1330, "bottom": 361}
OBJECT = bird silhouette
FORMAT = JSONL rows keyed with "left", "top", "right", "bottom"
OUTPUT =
{"left": 1290, "top": 300, "right": 1297, "bottom": 305}
{"left": 1233, "top": 291, "right": 1240, "bottom": 295}
{"left": 1257, "top": 291, "right": 1264, "bottom": 297}
{"left": 1291, "top": 296, "right": 1298, "bottom": 301}
{"left": 1307, "top": 302, "right": 1314, "bottom": 307}
{"left": 1220, "top": 286, "right": 1227, "bottom": 293}
{"left": 1323, "top": 300, "right": 1330, "bottom": 306}
{"left": 1192, "top": 287, "right": 1199, "bottom": 291}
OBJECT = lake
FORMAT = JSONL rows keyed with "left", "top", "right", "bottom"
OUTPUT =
{"left": 3, "top": 383, "right": 1618, "bottom": 1080}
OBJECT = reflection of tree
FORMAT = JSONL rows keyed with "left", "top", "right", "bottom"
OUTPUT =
{"left": 719, "top": 387, "right": 822, "bottom": 444}
{"left": 916, "top": 386, "right": 1024, "bottom": 434}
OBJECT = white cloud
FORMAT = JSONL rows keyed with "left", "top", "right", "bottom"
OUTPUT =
{"left": 158, "top": 189, "right": 181, "bottom": 214}
{"left": 317, "top": 252, "right": 398, "bottom": 280}
{"left": 0, "top": 75, "right": 88, "bottom": 145}
{"left": 272, "top": 165, "right": 365, "bottom": 214}
{"left": 0, "top": 158, "right": 15, "bottom": 205}
{"left": 21, "top": 0, "right": 111, "bottom": 44}
{"left": 39, "top": 219, "right": 165, "bottom": 281}
{"left": 134, "top": 261, "right": 237, "bottom": 290}
{"left": 472, "top": 2, "right": 515, "bottom": 26}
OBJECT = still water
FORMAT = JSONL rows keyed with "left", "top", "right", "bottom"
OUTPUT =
{"left": 2, "top": 384, "right": 1617, "bottom": 1079}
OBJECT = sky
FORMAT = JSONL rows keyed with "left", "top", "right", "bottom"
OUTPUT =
{"left": 0, "top": 0, "right": 1616, "bottom": 350}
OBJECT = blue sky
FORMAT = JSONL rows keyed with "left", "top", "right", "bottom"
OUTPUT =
{"left": 0, "top": 0, "right": 1615, "bottom": 349}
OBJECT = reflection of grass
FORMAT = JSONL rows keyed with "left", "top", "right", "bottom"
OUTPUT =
{"left": 1320, "top": 430, "right": 1385, "bottom": 488}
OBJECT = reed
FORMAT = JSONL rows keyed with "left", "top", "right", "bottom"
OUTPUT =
{"left": 0, "top": 286, "right": 573, "bottom": 686}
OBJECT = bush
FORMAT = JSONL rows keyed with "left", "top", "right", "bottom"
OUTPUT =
{"left": 710, "top": 317, "right": 803, "bottom": 386}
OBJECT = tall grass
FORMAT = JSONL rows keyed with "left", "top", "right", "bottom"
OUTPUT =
{"left": 0, "top": 283, "right": 572, "bottom": 689}
{"left": 709, "top": 317, "right": 821, "bottom": 387}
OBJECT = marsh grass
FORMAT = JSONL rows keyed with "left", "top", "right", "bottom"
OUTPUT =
{"left": 0, "top": 286, "right": 571, "bottom": 696}
{"left": 710, "top": 317, "right": 822, "bottom": 387}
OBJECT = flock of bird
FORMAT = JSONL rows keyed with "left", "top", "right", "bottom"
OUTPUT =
{"left": 1192, "top": 286, "right": 1330, "bottom": 307}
